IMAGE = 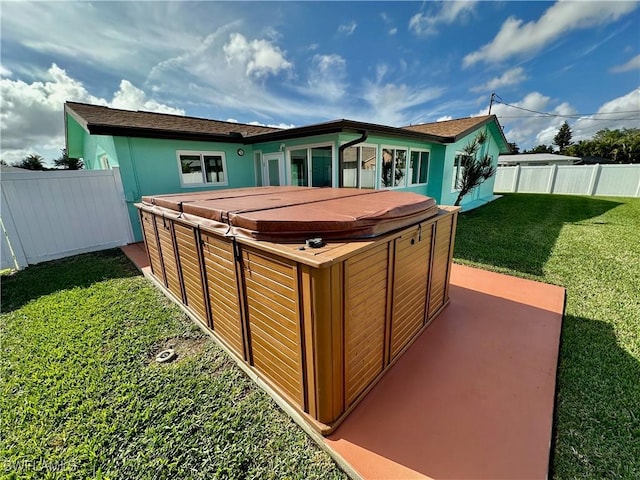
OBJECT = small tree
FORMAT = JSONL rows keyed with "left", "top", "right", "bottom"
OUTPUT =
{"left": 524, "top": 144, "right": 555, "bottom": 154}
{"left": 54, "top": 149, "right": 84, "bottom": 170}
{"left": 554, "top": 121, "right": 573, "bottom": 153}
{"left": 454, "top": 132, "right": 496, "bottom": 206}
{"left": 13, "top": 154, "right": 45, "bottom": 170}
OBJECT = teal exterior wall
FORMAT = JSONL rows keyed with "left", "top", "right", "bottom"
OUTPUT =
{"left": 67, "top": 116, "right": 256, "bottom": 241}
{"left": 439, "top": 127, "right": 502, "bottom": 207}
{"left": 116, "top": 137, "right": 253, "bottom": 240}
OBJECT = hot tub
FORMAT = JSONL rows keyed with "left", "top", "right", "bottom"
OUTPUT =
{"left": 136, "top": 187, "right": 459, "bottom": 434}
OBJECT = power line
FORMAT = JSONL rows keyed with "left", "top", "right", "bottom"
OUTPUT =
{"left": 493, "top": 96, "right": 640, "bottom": 119}
{"left": 498, "top": 114, "right": 640, "bottom": 121}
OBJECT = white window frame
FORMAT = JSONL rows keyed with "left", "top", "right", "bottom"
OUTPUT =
{"left": 408, "top": 148, "right": 430, "bottom": 186}
{"left": 451, "top": 151, "right": 471, "bottom": 192}
{"left": 380, "top": 145, "right": 408, "bottom": 189}
{"left": 176, "top": 150, "right": 228, "bottom": 188}
{"left": 340, "top": 142, "right": 379, "bottom": 189}
{"left": 285, "top": 142, "right": 335, "bottom": 187}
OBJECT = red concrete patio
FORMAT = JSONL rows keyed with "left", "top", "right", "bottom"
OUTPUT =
{"left": 121, "top": 243, "right": 565, "bottom": 480}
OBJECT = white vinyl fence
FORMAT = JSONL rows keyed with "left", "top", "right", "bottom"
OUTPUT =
{"left": 1, "top": 167, "right": 133, "bottom": 270}
{"left": 494, "top": 164, "right": 640, "bottom": 197}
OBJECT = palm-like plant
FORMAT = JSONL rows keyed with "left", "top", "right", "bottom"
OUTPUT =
{"left": 14, "top": 154, "right": 45, "bottom": 170}
{"left": 454, "top": 132, "right": 497, "bottom": 207}
{"left": 53, "top": 149, "right": 84, "bottom": 170}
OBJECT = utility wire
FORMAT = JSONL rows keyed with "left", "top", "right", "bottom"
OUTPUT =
{"left": 492, "top": 95, "right": 640, "bottom": 120}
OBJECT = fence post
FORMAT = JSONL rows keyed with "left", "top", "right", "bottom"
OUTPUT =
{"left": 589, "top": 164, "right": 601, "bottom": 196}
{"left": 512, "top": 165, "right": 520, "bottom": 193}
{"left": 547, "top": 165, "right": 558, "bottom": 194}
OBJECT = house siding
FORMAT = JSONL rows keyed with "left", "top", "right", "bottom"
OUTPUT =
{"left": 439, "top": 127, "right": 501, "bottom": 207}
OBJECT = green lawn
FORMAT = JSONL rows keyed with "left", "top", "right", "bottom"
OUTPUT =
{"left": 0, "top": 250, "right": 346, "bottom": 479}
{"left": 454, "top": 193, "right": 640, "bottom": 479}
{"left": 2, "top": 193, "right": 638, "bottom": 479}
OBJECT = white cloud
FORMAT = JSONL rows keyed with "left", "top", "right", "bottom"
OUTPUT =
{"left": 304, "top": 54, "right": 348, "bottom": 102}
{"left": 248, "top": 120, "right": 296, "bottom": 129}
{"left": 572, "top": 88, "right": 640, "bottom": 141}
{"left": 470, "top": 67, "right": 527, "bottom": 93}
{"left": 1, "top": 2, "right": 207, "bottom": 80}
{"left": 464, "top": 1, "right": 638, "bottom": 67}
{"left": 361, "top": 82, "right": 445, "bottom": 126}
{"left": 223, "top": 33, "right": 292, "bottom": 78}
{"left": 0, "top": 64, "right": 183, "bottom": 164}
{"left": 0, "top": 65, "right": 11, "bottom": 77}
{"left": 610, "top": 54, "right": 640, "bottom": 73}
{"left": 437, "top": 115, "right": 452, "bottom": 122}
{"left": 380, "top": 12, "right": 397, "bottom": 35}
{"left": 337, "top": 21, "right": 357, "bottom": 36}
{"left": 409, "top": 1, "right": 477, "bottom": 36}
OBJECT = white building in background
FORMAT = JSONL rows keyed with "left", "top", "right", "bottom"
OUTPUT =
{"left": 498, "top": 153, "right": 580, "bottom": 167}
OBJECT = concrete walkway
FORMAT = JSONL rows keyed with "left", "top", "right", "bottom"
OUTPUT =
{"left": 324, "top": 265, "right": 565, "bottom": 479}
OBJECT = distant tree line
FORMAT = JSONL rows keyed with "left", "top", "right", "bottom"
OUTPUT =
{"left": 509, "top": 122, "right": 639, "bottom": 163}
{"left": 2, "top": 149, "right": 84, "bottom": 170}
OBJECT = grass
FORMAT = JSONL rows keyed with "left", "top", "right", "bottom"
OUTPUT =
{"left": 454, "top": 193, "right": 640, "bottom": 479}
{"left": 0, "top": 250, "right": 346, "bottom": 479}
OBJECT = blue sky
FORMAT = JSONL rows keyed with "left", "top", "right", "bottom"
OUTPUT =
{"left": 1, "top": 1, "right": 639, "bottom": 165}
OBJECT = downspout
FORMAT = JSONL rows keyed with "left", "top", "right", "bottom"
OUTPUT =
{"left": 338, "top": 130, "right": 368, "bottom": 188}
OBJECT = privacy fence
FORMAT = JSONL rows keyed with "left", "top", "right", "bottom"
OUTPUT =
{"left": 1, "top": 168, "right": 133, "bottom": 270}
{"left": 494, "top": 164, "right": 640, "bottom": 197}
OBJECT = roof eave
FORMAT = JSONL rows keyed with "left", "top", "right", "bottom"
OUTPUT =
{"left": 452, "top": 115, "right": 511, "bottom": 153}
{"left": 245, "top": 120, "right": 447, "bottom": 145}
{"left": 64, "top": 104, "right": 91, "bottom": 134}
{"left": 87, "top": 124, "right": 244, "bottom": 143}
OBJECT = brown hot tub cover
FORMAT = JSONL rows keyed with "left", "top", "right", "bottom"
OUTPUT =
{"left": 141, "top": 187, "right": 438, "bottom": 241}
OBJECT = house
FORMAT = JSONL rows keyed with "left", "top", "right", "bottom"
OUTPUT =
{"left": 64, "top": 102, "right": 511, "bottom": 241}
{"left": 498, "top": 153, "right": 580, "bottom": 167}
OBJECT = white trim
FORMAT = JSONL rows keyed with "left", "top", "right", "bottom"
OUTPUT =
{"left": 176, "top": 150, "right": 229, "bottom": 188}
{"left": 380, "top": 145, "right": 409, "bottom": 189}
{"left": 408, "top": 147, "right": 431, "bottom": 186}
{"left": 285, "top": 142, "right": 335, "bottom": 187}
{"left": 263, "top": 152, "right": 285, "bottom": 186}
{"left": 451, "top": 150, "right": 466, "bottom": 193}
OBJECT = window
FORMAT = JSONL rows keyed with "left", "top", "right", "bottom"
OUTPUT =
{"left": 177, "top": 151, "right": 227, "bottom": 187}
{"left": 342, "top": 145, "right": 377, "bottom": 189}
{"left": 381, "top": 148, "right": 407, "bottom": 188}
{"left": 287, "top": 144, "right": 333, "bottom": 187}
{"left": 409, "top": 150, "right": 429, "bottom": 185}
{"left": 290, "top": 149, "right": 309, "bottom": 186}
{"left": 452, "top": 151, "right": 471, "bottom": 191}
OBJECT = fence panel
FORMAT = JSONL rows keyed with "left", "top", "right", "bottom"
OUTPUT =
{"left": 0, "top": 168, "right": 133, "bottom": 269}
{"left": 594, "top": 165, "right": 640, "bottom": 197}
{"left": 495, "top": 164, "right": 640, "bottom": 198}
{"left": 517, "top": 166, "right": 554, "bottom": 193}
{"left": 494, "top": 167, "right": 517, "bottom": 193}
{"left": 553, "top": 165, "right": 594, "bottom": 195}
